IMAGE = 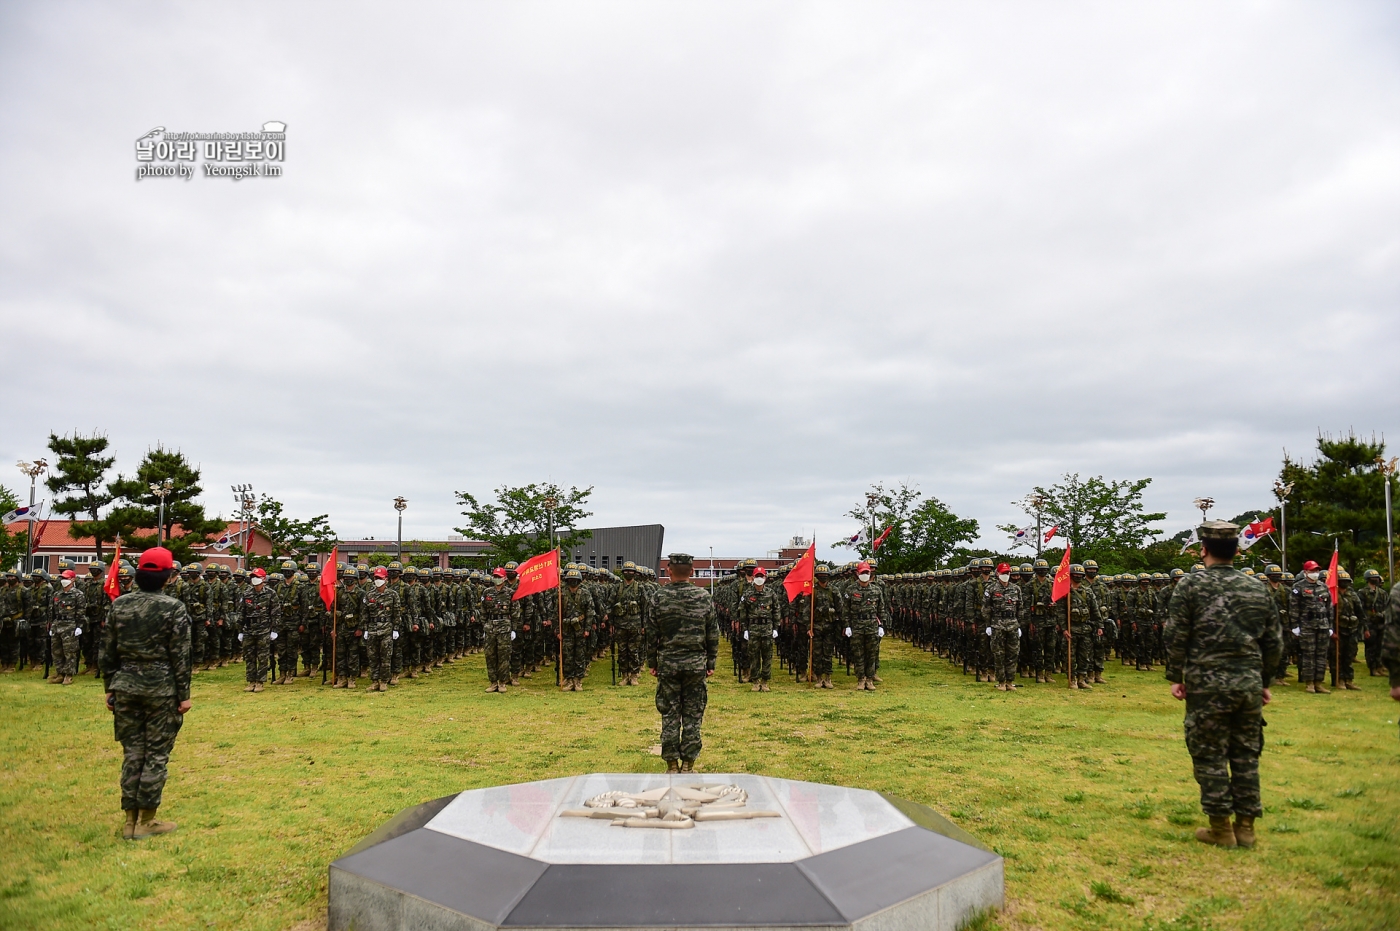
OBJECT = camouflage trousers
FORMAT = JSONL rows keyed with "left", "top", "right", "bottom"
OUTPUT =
{"left": 1364, "top": 624, "right": 1384, "bottom": 672}
{"left": 1033, "top": 625, "right": 1058, "bottom": 675}
{"left": 190, "top": 618, "right": 210, "bottom": 665}
{"left": 561, "top": 629, "right": 589, "bottom": 681}
{"left": 333, "top": 628, "right": 360, "bottom": 680}
{"left": 1328, "top": 631, "right": 1357, "bottom": 683}
{"left": 51, "top": 624, "right": 80, "bottom": 677}
{"left": 850, "top": 626, "right": 880, "bottom": 680}
{"left": 243, "top": 630, "right": 271, "bottom": 683}
{"left": 1069, "top": 627, "right": 1094, "bottom": 679}
{"left": 615, "top": 624, "right": 644, "bottom": 677}
{"left": 0, "top": 620, "right": 18, "bottom": 667}
{"left": 1297, "top": 628, "right": 1331, "bottom": 683}
{"left": 300, "top": 623, "right": 322, "bottom": 672}
{"left": 746, "top": 628, "right": 773, "bottom": 682}
{"left": 113, "top": 692, "right": 184, "bottom": 811}
{"left": 484, "top": 623, "right": 512, "bottom": 685}
{"left": 656, "top": 670, "right": 708, "bottom": 762}
{"left": 366, "top": 628, "right": 393, "bottom": 682}
{"left": 812, "top": 628, "right": 836, "bottom": 677}
{"left": 1093, "top": 629, "right": 1113, "bottom": 674}
{"left": 1183, "top": 690, "right": 1265, "bottom": 818}
{"left": 990, "top": 627, "right": 1020, "bottom": 683}
{"left": 273, "top": 625, "right": 298, "bottom": 677}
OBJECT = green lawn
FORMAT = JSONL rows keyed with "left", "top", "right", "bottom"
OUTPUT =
{"left": 1, "top": 639, "right": 1396, "bottom": 931}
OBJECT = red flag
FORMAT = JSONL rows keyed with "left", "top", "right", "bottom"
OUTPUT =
{"left": 1044, "top": 525, "right": 1059, "bottom": 544}
{"left": 1248, "top": 516, "right": 1276, "bottom": 538}
{"left": 784, "top": 543, "right": 816, "bottom": 602}
{"left": 1326, "top": 545, "right": 1339, "bottom": 606}
{"left": 872, "top": 524, "right": 894, "bottom": 551}
{"left": 1051, "top": 544, "right": 1074, "bottom": 602}
{"left": 514, "top": 549, "right": 559, "bottom": 600}
{"left": 103, "top": 541, "right": 122, "bottom": 601}
{"left": 320, "top": 546, "right": 339, "bottom": 610}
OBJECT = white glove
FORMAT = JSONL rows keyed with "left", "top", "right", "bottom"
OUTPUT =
{"left": 844, "top": 627, "right": 852, "bottom": 637}
{"left": 772, "top": 629, "right": 779, "bottom": 639}
{"left": 878, "top": 626, "right": 885, "bottom": 638}
{"left": 1292, "top": 627, "right": 1300, "bottom": 635}
{"left": 73, "top": 627, "right": 82, "bottom": 637}
{"left": 270, "top": 631, "right": 278, "bottom": 640}
{"left": 743, "top": 631, "right": 749, "bottom": 641}
{"left": 363, "top": 631, "right": 370, "bottom": 640}
{"left": 393, "top": 630, "right": 400, "bottom": 640}
{"left": 986, "top": 627, "right": 992, "bottom": 637}
{"left": 238, "top": 632, "right": 244, "bottom": 642}
{"left": 1016, "top": 628, "right": 1022, "bottom": 638}
{"left": 1327, "top": 629, "right": 1333, "bottom": 636}
{"left": 509, "top": 631, "right": 515, "bottom": 640}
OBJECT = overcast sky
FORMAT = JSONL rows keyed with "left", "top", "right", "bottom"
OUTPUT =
{"left": 2, "top": 1, "right": 1397, "bottom": 562}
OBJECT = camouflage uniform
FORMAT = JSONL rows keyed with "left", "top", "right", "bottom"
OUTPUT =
{"left": 49, "top": 582, "right": 88, "bottom": 679}
{"left": 735, "top": 581, "right": 780, "bottom": 685}
{"left": 791, "top": 573, "right": 842, "bottom": 684}
{"left": 361, "top": 581, "right": 401, "bottom": 688}
{"left": 1289, "top": 572, "right": 1333, "bottom": 686}
{"left": 1358, "top": 575, "right": 1388, "bottom": 675}
{"left": 1164, "top": 543, "right": 1281, "bottom": 823}
{"left": 1065, "top": 579, "right": 1102, "bottom": 685}
{"left": 844, "top": 577, "right": 890, "bottom": 687}
{"left": 239, "top": 583, "right": 280, "bottom": 686}
{"left": 560, "top": 576, "right": 595, "bottom": 686}
{"left": 611, "top": 569, "right": 649, "bottom": 684}
{"left": 0, "top": 574, "right": 23, "bottom": 670}
{"left": 100, "top": 588, "right": 192, "bottom": 813}
{"left": 649, "top": 556, "right": 719, "bottom": 767}
{"left": 982, "top": 576, "right": 1021, "bottom": 686}
{"left": 479, "top": 579, "right": 520, "bottom": 689}
{"left": 332, "top": 578, "right": 361, "bottom": 685}
{"left": 1383, "top": 581, "right": 1400, "bottom": 691}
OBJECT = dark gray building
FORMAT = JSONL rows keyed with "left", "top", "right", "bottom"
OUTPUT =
{"left": 567, "top": 524, "right": 665, "bottom": 574}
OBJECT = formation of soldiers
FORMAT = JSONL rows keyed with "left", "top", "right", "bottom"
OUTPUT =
{"left": 3, "top": 551, "right": 1391, "bottom": 694}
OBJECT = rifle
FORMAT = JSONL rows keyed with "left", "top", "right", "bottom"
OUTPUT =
{"left": 610, "top": 631, "right": 617, "bottom": 686}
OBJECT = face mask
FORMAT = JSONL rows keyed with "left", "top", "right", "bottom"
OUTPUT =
{"left": 62, "top": 579, "right": 74, "bottom": 589}
{"left": 374, "top": 578, "right": 387, "bottom": 588}
{"left": 1305, "top": 571, "right": 1319, "bottom": 582}
{"left": 252, "top": 578, "right": 264, "bottom": 587}
{"left": 753, "top": 577, "right": 765, "bottom": 587}
{"left": 998, "top": 573, "right": 1010, "bottom": 584}
{"left": 858, "top": 573, "right": 871, "bottom": 583}
{"left": 494, "top": 577, "right": 505, "bottom": 587}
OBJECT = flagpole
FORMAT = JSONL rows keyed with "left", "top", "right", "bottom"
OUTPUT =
{"left": 808, "top": 537, "right": 816, "bottom": 684}
{"left": 1066, "top": 583, "right": 1072, "bottom": 690}
{"left": 1333, "top": 540, "right": 1340, "bottom": 689}
{"left": 557, "top": 553, "right": 564, "bottom": 689}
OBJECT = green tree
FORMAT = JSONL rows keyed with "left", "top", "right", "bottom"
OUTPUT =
{"left": 454, "top": 483, "right": 593, "bottom": 565}
{"left": 106, "top": 446, "right": 225, "bottom": 563}
{"left": 44, "top": 431, "right": 116, "bottom": 561}
{"left": 0, "top": 485, "right": 24, "bottom": 572}
{"left": 837, "top": 481, "right": 979, "bottom": 571}
{"left": 252, "top": 494, "right": 337, "bottom": 560}
{"left": 1000, "top": 474, "right": 1165, "bottom": 572}
{"left": 1276, "top": 431, "right": 1390, "bottom": 574}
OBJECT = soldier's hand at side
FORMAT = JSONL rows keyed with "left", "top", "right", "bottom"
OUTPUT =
{"left": 105, "top": 692, "right": 114, "bottom": 713}
{"left": 705, "top": 669, "right": 714, "bottom": 677}
{"left": 1170, "top": 683, "right": 1186, "bottom": 700}
{"left": 177, "top": 700, "right": 192, "bottom": 714}
{"left": 650, "top": 668, "right": 657, "bottom": 677}
{"left": 1390, "top": 684, "right": 1400, "bottom": 702}
{"left": 1262, "top": 688, "right": 1272, "bottom": 706}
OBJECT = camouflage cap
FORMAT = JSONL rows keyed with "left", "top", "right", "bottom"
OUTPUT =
{"left": 668, "top": 553, "right": 693, "bottom": 566}
{"left": 1198, "top": 520, "right": 1239, "bottom": 540}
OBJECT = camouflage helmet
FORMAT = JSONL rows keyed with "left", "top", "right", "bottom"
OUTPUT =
{"left": 1170, "top": 568, "right": 1185, "bottom": 579}
{"left": 622, "top": 560, "right": 637, "bottom": 572}
{"left": 1069, "top": 563, "right": 1085, "bottom": 577}
{"left": 280, "top": 559, "right": 297, "bottom": 573}
{"left": 1191, "top": 563, "right": 1206, "bottom": 573}
{"left": 564, "top": 568, "right": 582, "bottom": 582}
{"left": 741, "top": 557, "right": 758, "bottom": 570}
{"left": 1363, "top": 568, "right": 1381, "bottom": 581}
{"left": 1265, "top": 564, "right": 1282, "bottom": 576}
{"left": 1082, "top": 559, "right": 1098, "bottom": 571}
{"left": 403, "top": 565, "right": 418, "bottom": 577}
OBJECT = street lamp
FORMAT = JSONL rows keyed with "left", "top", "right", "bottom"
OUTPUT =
{"left": 1030, "top": 493, "right": 1046, "bottom": 558}
{"left": 1377, "top": 457, "right": 1397, "bottom": 586}
{"left": 1273, "top": 480, "right": 1294, "bottom": 573}
{"left": 149, "top": 479, "right": 175, "bottom": 543}
{"left": 1193, "top": 497, "right": 1214, "bottom": 523}
{"left": 232, "top": 484, "right": 254, "bottom": 569}
{"left": 544, "top": 494, "right": 558, "bottom": 550}
{"left": 865, "top": 492, "right": 879, "bottom": 558}
{"left": 394, "top": 496, "right": 408, "bottom": 562}
{"left": 16, "top": 459, "right": 47, "bottom": 572}
{"left": 709, "top": 546, "right": 715, "bottom": 596}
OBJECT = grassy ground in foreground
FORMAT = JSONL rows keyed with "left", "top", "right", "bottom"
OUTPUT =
{"left": 0, "top": 638, "right": 1397, "bottom": 931}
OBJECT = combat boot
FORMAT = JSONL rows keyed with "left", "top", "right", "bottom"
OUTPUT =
{"left": 760, "top": 682, "right": 770, "bottom": 692}
{"left": 1195, "top": 815, "right": 1236, "bottom": 847}
{"left": 1078, "top": 677, "right": 1093, "bottom": 691}
{"left": 865, "top": 679, "right": 876, "bottom": 690}
{"left": 1093, "top": 673, "right": 1105, "bottom": 684}
{"left": 510, "top": 677, "right": 520, "bottom": 686}
{"left": 679, "top": 760, "right": 694, "bottom": 773}
{"left": 1304, "top": 682, "right": 1317, "bottom": 693}
{"left": 666, "top": 760, "right": 680, "bottom": 774}
{"left": 122, "top": 809, "right": 137, "bottom": 840}
{"left": 1232, "top": 815, "right": 1255, "bottom": 848}
{"left": 132, "top": 808, "right": 177, "bottom": 839}
{"left": 575, "top": 679, "right": 584, "bottom": 691}
{"left": 61, "top": 675, "right": 72, "bottom": 685}
{"left": 252, "top": 682, "right": 264, "bottom": 692}
{"left": 751, "top": 683, "right": 761, "bottom": 691}
{"left": 496, "top": 683, "right": 507, "bottom": 693}
{"left": 243, "top": 683, "right": 256, "bottom": 693}
{"left": 1343, "top": 681, "right": 1359, "bottom": 690}
{"left": 1068, "top": 678, "right": 1080, "bottom": 690}
{"left": 1313, "top": 681, "right": 1330, "bottom": 694}
{"left": 406, "top": 669, "right": 417, "bottom": 679}
{"left": 345, "top": 677, "right": 356, "bottom": 689}
{"left": 389, "top": 675, "right": 400, "bottom": 686}
{"left": 855, "top": 678, "right": 867, "bottom": 690}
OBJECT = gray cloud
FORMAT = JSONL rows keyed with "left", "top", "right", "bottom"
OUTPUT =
{"left": 2, "top": 1, "right": 1397, "bottom": 561}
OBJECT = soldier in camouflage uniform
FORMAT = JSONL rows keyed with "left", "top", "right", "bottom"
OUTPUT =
{"left": 1289, "top": 559, "right": 1334, "bottom": 693}
{"left": 1384, "top": 579, "right": 1400, "bottom": 703}
{"left": 480, "top": 567, "right": 520, "bottom": 692}
{"left": 559, "top": 568, "right": 594, "bottom": 690}
{"left": 48, "top": 569, "right": 88, "bottom": 684}
{"left": 1083, "top": 561, "right": 1112, "bottom": 684}
{"left": 360, "top": 566, "right": 400, "bottom": 692}
{"left": 1165, "top": 522, "right": 1281, "bottom": 849}
{"left": 1358, "top": 569, "right": 1388, "bottom": 677}
{"left": 612, "top": 562, "right": 649, "bottom": 686}
{"left": 649, "top": 554, "right": 719, "bottom": 773}
{"left": 1061, "top": 565, "right": 1102, "bottom": 690}
{"left": 982, "top": 562, "right": 1021, "bottom": 690}
{"left": 25, "top": 570, "right": 53, "bottom": 674}
{"left": 791, "top": 564, "right": 843, "bottom": 687}
{"left": 843, "top": 560, "right": 890, "bottom": 690}
{"left": 1, "top": 571, "right": 23, "bottom": 672}
{"left": 82, "top": 562, "right": 106, "bottom": 675}
{"left": 239, "top": 568, "right": 279, "bottom": 691}
{"left": 100, "top": 547, "right": 192, "bottom": 841}
{"left": 1331, "top": 570, "right": 1362, "bottom": 689}
{"left": 736, "top": 567, "right": 780, "bottom": 690}
{"left": 331, "top": 565, "right": 361, "bottom": 688}
{"left": 1262, "top": 565, "right": 1291, "bottom": 683}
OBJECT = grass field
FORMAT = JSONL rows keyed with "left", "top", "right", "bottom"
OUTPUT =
{"left": 1, "top": 637, "right": 1397, "bottom": 931}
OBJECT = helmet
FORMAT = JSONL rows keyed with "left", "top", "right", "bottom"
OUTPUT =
{"left": 1152, "top": 572, "right": 1167, "bottom": 581}
{"left": 1019, "top": 563, "right": 1033, "bottom": 574}
{"left": 280, "top": 559, "right": 297, "bottom": 573}
{"left": 1138, "top": 572, "right": 1151, "bottom": 581}
{"left": 1034, "top": 559, "right": 1049, "bottom": 571}
{"left": 622, "top": 561, "right": 637, "bottom": 572}
{"left": 204, "top": 563, "right": 219, "bottom": 575}
{"left": 1265, "top": 564, "right": 1282, "bottom": 576}
{"left": 295, "top": 572, "right": 308, "bottom": 582}
{"left": 233, "top": 568, "right": 247, "bottom": 578}
{"left": 1170, "top": 568, "right": 1185, "bottom": 579}
{"left": 403, "top": 565, "right": 418, "bottom": 577}
{"left": 1083, "top": 559, "right": 1098, "bottom": 570}
{"left": 564, "top": 568, "right": 582, "bottom": 582}
{"left": 1337, "top": 569, "right": 1351, "bottom": 583}
{"left": 269, "top": 572, "right": 285, "bottom": 582}
{"left": 504, "top": 561, "right": 519, "bottom": 571}
{"left": 1191, "top": 563, "right": 1206, "bottom": 573}
{"left": 185, "top": 563, "right": 201, "bottom": 574}
{"left": 1282, "top": 571, "right": 1294, "bottom": 581}
{"left": 1363, "top": 569, "right": 1381, "bottom": 581}
{"left": 1069, "top": 564, "right": 1085, "bottom": 577}
{"left": 117, "top": 566, "right": 132, "bottom": 579}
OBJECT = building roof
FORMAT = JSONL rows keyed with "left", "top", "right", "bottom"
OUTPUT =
{"left": 6, "top": 519, "right": 270, "bottom": 553}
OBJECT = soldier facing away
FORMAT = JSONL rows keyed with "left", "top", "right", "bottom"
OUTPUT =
{"left": 649, "top": 553, "right": 719, "bottom": 774}
{"left": 1165, "top": 521, "right": 1282, "bottom": 849}
{"left": 99, "top": 547, "right": 192, "bottom": 840}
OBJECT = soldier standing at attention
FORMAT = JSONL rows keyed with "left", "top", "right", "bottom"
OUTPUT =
{"left": 844, "top": 560, "right": 889, "bottom": 691}
{"left": 100, "top": 547, "right": 191, "bottom": 841}
{"left": 649, "top": 553, "right": 718, "bottom": 774}
{"left": 612, "top": 562, "right": 648, "bottom": 686}
{"left": 360, "top": 566, "right": 400, "bottom": 693}
{"left": 480, "top": 567, "right": 519, "bottom": 693}
{"left": 240, "top": 569, "right": 279, "bottom": 692}
{"left": 1384, "top": 575, "right": 1400, "bottom": 702}
{"left": 1358, "top": 569, "right": 1388, "bottom": 677}
{"left": 1290, "top": 559, "right": 1334, "bottom": 694}
{"left": 49, "top": 569, "right": 88, "bottom": 685}
{"left": 559, "top": 568, "right": 594, "bottom": 691}
{"left": 1165, "top": 521, "right": 1281, "bottom": 849}
{"left": 736, "top": 567, "right": 779, "bottom": 691}
{"left": 983, "top": 562, "right": 1021, "bottom": 691}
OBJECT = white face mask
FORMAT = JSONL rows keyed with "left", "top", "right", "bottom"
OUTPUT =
{"left": 374, "top": 578, "right": 387, "bottom": 588}
{"left": 493, "top": 577, "right": 505, "bottom": 587}
{"left": 753, "top": 577, "right": 765, "bottom": 587}
{"left": 62, "top": 578, "right": 74, "bottom": 588}
{"left": 251, "top": 578, "right": 264, "bottom": 587}
{"left": 998, "top": 573, "right": 1010, "bottom": 584}
{"left": 858, "top": 573, "right": 871, "bottom": 583}
{"left": 1305, "top": 571, "right": 1320, "bottom": 582}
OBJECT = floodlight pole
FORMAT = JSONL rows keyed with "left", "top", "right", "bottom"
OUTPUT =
{"left": 16, "top": 459, "right": 47, "bottom": 572}
{"left": 149, "top": 479, "right": 174, "bottom": 543}
{"left": 394, "top": 497, "right": 408, "bottom": 561}
{"left": 1377, "top": 458, "right": 1397, "bottom": 587}
{"left": 1274, "top": 480, "right": 1294, "bottom": 574}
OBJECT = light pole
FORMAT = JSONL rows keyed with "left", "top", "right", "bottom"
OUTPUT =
{"left": 394, "top": 497, "right": 407, "bottom": 562}
{"left": 232, "top": 484, "right": 254, "bottom": 569}
{"left": 16, "top": 459, "right": 47, "bottom": 572}
{"left": 709, "top": 546, "right": 715, "bottom": 595}
{"left": 1273, "top": 480, "right": 1294, "bottom": 573}
{"left": 544, "top": 494, "right": 557, "bottom": 550}
{"left": 1030, "top": 493, "right": 1046, "bottom": 558}
{"left": 1378, "top": 457, "right": 1397, "bottom": 587}
{"left": 149, "top": 479, "right": 175, "bottom": 544}
{"left": 1193, "top": 497, "right": 1214, "bottom": 523}
{"left": 866, "top": 492, "right": 879, "bottom": 559}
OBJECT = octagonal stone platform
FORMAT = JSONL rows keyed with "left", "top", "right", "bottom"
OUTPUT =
{"left": 329, "top": 774, "right": 1002, "bottom": 931}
